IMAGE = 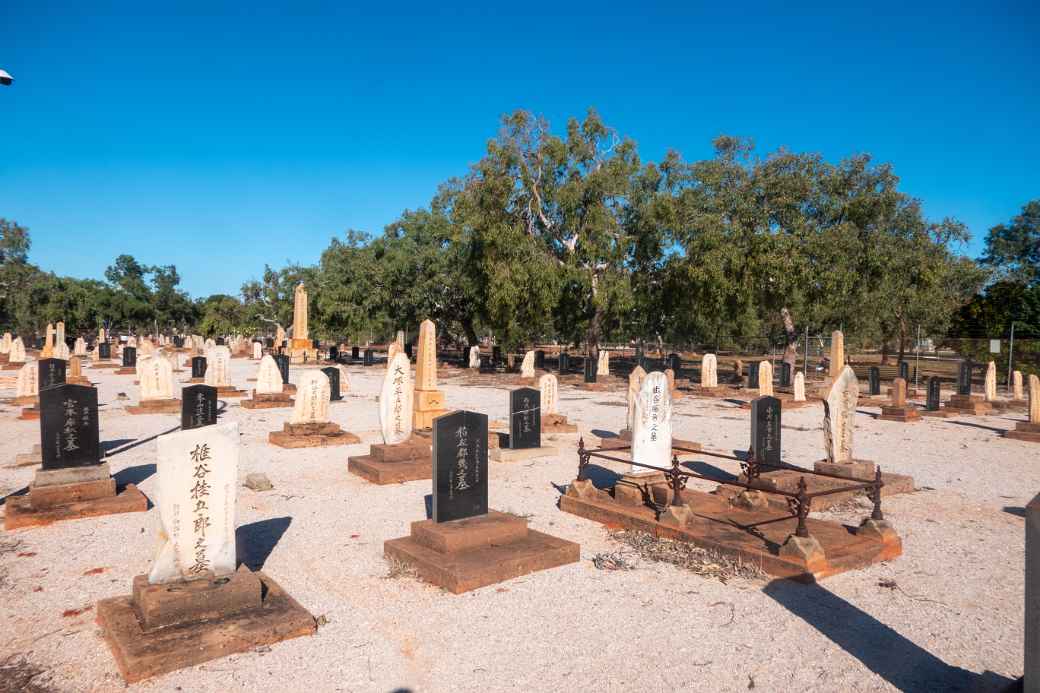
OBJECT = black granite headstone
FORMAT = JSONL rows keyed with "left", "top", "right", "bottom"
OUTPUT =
{"left": 34, "top": 337, "right": 44, "bottom": 350}
{"left": 433, "top": 410, "right": 488, "bottom": 523}
{"left": 492, "top": 346, "right": 502, "bottom": 364}
{"left": 583, "top": 357, "right": 596, "bottom": 383}
{"left": 181, "top": 384, "right": 218, "bottom": 430}
{"left": 747, "top": 363, "right": 759, "bottom": 389}
{"left": 559, "top": 352, "right": 570, "bottom": 375}
{"left": 98, "top": 342, "right": 111, "bottom": 360}
{"left": 958, "top": 360, "right": 973, "bottom": 396}
{"left": 38, "top": 358, "right": 67, "bottom": 390}
{"left": 363, "top": 349, "right": 374, "bottom": 367}
{"left": 329, "top": 345, "right": 339, "bottom": 362}
{"left": 780, "top": 362, "right": 792, "bottom": 388}
{"left": 312, "top": 339, "right": 320, "bottom": 349}
{"left": 274, "top": 354, "right": 290, "bottom": 384}
{"left": 668, "top": 353, "right": 681, "bottom": 373}
{"left": 868, "top": 367, "right": 880, "bottom": 396}
{"left": 40, "top": 384, "right": 100, "bottom": 470}
{"left": 322, "top": 367, "right": 342, "bottom": 401}
{"left": 191, "top": 356, "right": 207, "bottom": 379}
{"left": 479, "top": 355, "right": 495, "bottom": 373}
{"left": 173, "top": 336, "right": 184, "bottom": 348}
{"left": 509, "top": 387, "right": 541, "bottom": 450}
{"left": 750, "top": 396, "right": 781, "bottom": 467}
{"left": 216, "top": 337, "right": 225, "bottom": 346}
{"left": 122, "top": 346, "right": 137, "bottom": 368}
{"left": 405, "top": 343, "right": 413, "bottom": 359}
{"left": 535, "top": 350, "right": 545, "bottom": 370}
{"left": 351, "top": 345, "right": 360, "bottom": 360}
{"left": 899, "top": 361, "right": 909, "bottom": 383}
{"left": 926, "top": 377, "right": 941, "bottom": 411}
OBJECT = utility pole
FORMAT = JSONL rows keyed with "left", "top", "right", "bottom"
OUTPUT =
{"left": 1008, "top": 321, "right": 1016, "bottom": 395}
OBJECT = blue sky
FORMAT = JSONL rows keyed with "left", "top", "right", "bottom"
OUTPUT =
{"left": 2, "top": 1, "right": 1037, "bottom": 297}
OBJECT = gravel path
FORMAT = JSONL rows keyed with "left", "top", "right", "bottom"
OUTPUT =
{"left": 0, "top": 359, "right": 1031, "bottom": 692}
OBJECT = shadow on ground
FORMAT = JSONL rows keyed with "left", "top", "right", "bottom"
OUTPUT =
{"left": 236, "top": 516, "right": 292, "bottom": 571}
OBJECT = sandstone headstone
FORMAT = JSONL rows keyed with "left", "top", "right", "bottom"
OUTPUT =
{"left": 1015, "top": 370, "right": 1024, "bottom": 401}
{"left": 252, "top": 341, "right": 262, "bottom": 359}
{"left": 74, "top": 337, "right": 87, "bottom": 356}
{"left": 823, "top": 366, "right": 859, "bottom": 464}
{"left": 1030, "top": 374, "right": 1040, "bottom": 425}
{"left": 539, "top": 373, "right": 559, "bottom": 415}
{"left": 254, "top": 355, "right": 283, "bottom": 395}
{"left": 758, "top": 361, "right": 774, "bottom": 397}
{"left": 829, "top": 330, "right": 845, "bottom": 378}
{"left": 204, "top": 346, "right": 232, "bottom": 388}
{"left": 520, "top": 350, "right": 535, "bottom": 378}
{"left": 17, "top": 361, "right": 38, "bottom": 398}
{"left": 380, "top": 352, "right": 414, "bottom": 445}
{"left": 0, "top": 332, "right": 10, "bottom": 354}
{"left": 627, "top": 365, "right": 647, "bottom": 432}
{"left": 53, "top": 341, "right": 70, "bottom": 360}
{"left": 597, "top": 349, "right": 609, "bottom": 377}
{"left": 139, "top": 356, "right": 175, "bottom": 401}
{"left": 148, "top": 421, "right": 238, "bottom": 583}
{"left": 9, "top": 337, "right": 26, "bottom": 363}
{"left": 290, "top": 370, "right": 330, "bottom": 424}
{"left": 292, "top": 283, "right": 308, "bottom": 341}
{"left": 631, "top": 371, "right": 672, "bottom": 473}
{"left": 701, "top": 354, "right": 717, "bottom": 388}
{"left": 388, "top": 342, "right": 402, "bottom": 361}
{"left": 892, "top": 377, "right": 908, "bottom": 407}
{"left": 415, "top": 319, "right": 437, "bottom": 391}
{"left": 793, "top": 371, "right": 806, "bottom": 402}
{"left": 985, "top": 361, "right": 997, "bottom": 401}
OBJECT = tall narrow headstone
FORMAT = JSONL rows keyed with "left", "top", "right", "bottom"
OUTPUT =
{"left": 926, "top": 377, "right": 941, "bottom": 411}
{"left": 351, "top": 345, "right": 359, "bottom": 361}
{"left": 322, "top": 366, "right": 342, "bottom": 401}
{"left": 363, "top": 348, "right": 374, "bottom": 367}
{"left": 701, "top": 354, "right": 718, "bottom": 388}
{"left": 149, "top": 422, "right": 238, "bottom": 583}
{"left": 985, "top": 361, "right": 997, "bottom": 402}
{"left": 780, "top": 361, "right": 792, "bottom": 388}
{"left": 1030, "top": 375, "right": 1040, "bottom": 425}
{"left": 958, "top": 360, "right": 973, "bottom": 396}
{"left": 181, "top": 384, "right": 218, "bottom": 430}
{"left": 539, "top": 373, "right": 559, "bottom": 415}
{"left": 535, "top": 350, "right": 545, "bottom": 370}
{"left": 583, "top": 357, "right": 596, "bottom": 384}
{"left": 823, "top": 366, "right": 859, "bottom": 464}
{"left": 432, "top": 410, "right": 489, "bottom": 523}
{"left": 750, "top": 396, "right": 781, "bottom": 467}
{"left": 868, "top": 366, "right": 880, "bottom": 396}
{"left": 631, "top": 372, "right": 672, "bottom": 473}
{"left": 747, "top": 362, "right": 760, "bottom": 390}
{"left": 191, "top": 356, "right": 207, "bottom": 379}
{"left": 509, "top": 387, "right": 541, "bottom": 450}
{"left": 891, "top": 377, "right": 908, "bottom": 406}
{"left": 380, "top": 352, "right": 414, "bottom": 445}
{"left": 558, "top": 352, "right": 570, "bottom": 375}
{"left": 899, "top": 361, "right": 909, "bottom": 383}
{"left": 40, "top": 384, "right": 100, "bottom": 469}
{"left": 1014, "top": 370, "right": 1024, "bottom": 401}
{"left": 597, "top": 350, "right": 610, "bottom": 377}
{"left": 758, "top": 361, "right": 774, "bottom": 397}
{"left": 829, "top": 330, "right": 845, "bottom": 378}
{"left": 468, "top": 345, "right": 480, "bottom": 369}
{"left": 793, "top": 372, "right": 806, "bottom": 402}
{"left": 252, "top": 341, "right": 263, "bottom": 359}
{"left": 98, "top": 341, "right": 111, "bottom": 361}
{"left": 413, "top": 319, "right": 447, "bottom": 428}
{"left": 626, "top": 365, "right": 647, "bottom": 432}
{"left": 122, "top": 346, "right": 137, "bottom": 368}
{"left": 274, "top": 353, "right": 290, "bottom": 384}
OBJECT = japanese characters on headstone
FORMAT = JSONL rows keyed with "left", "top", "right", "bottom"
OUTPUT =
{"left": 509, "top": 387, "right": 541, "bottom": 450}
{"left": 751, "top": 396, "right": 781, "bottom": 467}
{"left": 701, "top": 353, "right": 717, "bottom": 388}
{"left": 290, "top": 370, "right": 330, "bottom": 424}
{"left": 823, "top": 366, "right": 859, "bottom": 464}
{"left": 539, "top": 373, "right": 559, "bottom": 415}
{"left": 632, "top": 371, "right": 672, "bottom": 473}
{"left": 380, "top": 352, "right": 414, "bottom": 445}
{"left": 139, "top": 356, "right": 175, "bottom": 400}
{"left": 149, "top": 421, "right": 238, "bottom": 583}
{"left": 868, "top": 366, "right": 880, "bottom": 396}
{"left": 182, "top": 384, "right": 218, "bottom": 430}
{"left": 322, "top": 366, "right": 342, "bottom": 401}
{"left": 985, "top": 360, "right": 997, "bottom": 401}
{"left": 122, "top": 346, "right": 137, "bottom": 368}
{"left": 433, "top": 410, "right": 488, "bottom": 523}
{"left": 40, "top": 384, "right": 100, "bottom": 469}
{"left": 958, "top": 360, "right": 973, "bottom": 396}
{"left": 204, "top": 346, "right": 232, "bottom": 388}
{"left": 926, "top": 377, "right": 941, "bottom": 411}
{"left": 38, "top": 358, "right": 66, "bottom": 390}
{"left": 191, "top": 356, "right": 207, "bottom": 378}
{"left": 255, "top": 355, "right": 283, "bottom": 394}
{"left": 17, "top": 361, "right": 38, "bottom": 398}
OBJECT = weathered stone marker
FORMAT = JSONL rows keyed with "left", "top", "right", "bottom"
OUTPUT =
{"left": 758, "top": 361, "right": 774, "bottom": 397}
{"left": 558, "top": 351, "right": 570, "bottom": 375}
{"left": 780, "top": 362, "right": 792, "bottom": 388}
{"left": 751, "top": 396, "right": 781, "bottom": 467}
{"left": 181, "top": 384, "right": 217, "bottom": 430}
{"left": 122, "top": 346, "right": 137, "bottom": 368}
{"left": 268, "top": 370, "right": 358, "bottom": 448}
{"left": 899, "top": 361, "right": 909, "bottom": 383}
{"left": 747, "top": 362, "right": 760, "bottom": 390}
{"left": 927, "top": 377, "right": 941, "bottom": 411}
{"left": 701, "top": 353, "right": 718, "bottom": 389}
{"left": 520, "top": 350, "right": 535, "bottom": 378}
{"left": 413, "top": 319, "right": 447, "bottom": 429}
{"left": 363, "top": 348, "right": 374, "bottom": 367}
{"left": 99, "top": 341, "right": 111, "bottom": 360}
{"left": 958, "top": 360, "right": 973, "bottom": 396}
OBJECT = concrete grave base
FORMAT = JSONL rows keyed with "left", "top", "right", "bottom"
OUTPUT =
{"left": 268, "top": 422, "right": 360, "bottom": 449}
{"left": 384, "top": 511, "right": 580, "bottom": 594}
{"left": 2, "top": 362, "right": 27, "bottom": 370}
{"left": 18, "top": 406, "right": 40, "bottom": 420}
{"left": 214, "top": 386, "right": 247, "bottom": 398}
{"left": 542, "top": 413, "right": 578, "bottom": 434}
{"left": 878, "top": 405, "right": 922, "bottom": 422}
{"left": 13, "top": 444, "right": 41, "bottom": 467}
{"left": 718, "top": 465, "right": 915, "bottom": 512}
{"left": 97, "top": 566, "right": 316, "bottom": 683}
{"left": 599, "top": 430, "right": 701, "bottom": 457}
{"left": 944, "top": 394, "right": 994, "bottom": 415}
{"left": 240, "top": 392, "right": 294, "bottom": 409}
{"left": 66, "top": 376, "right": 94, "bottom": 386}
{"left": 114, "top": 367, "right": 136, "bottom": 375}
{"left": 561, "top": 479, "right": 901, "bottom": 581}
{"left": 920, "top": 409, "right": 958, "bottom": 418}
{"left": 490, "top": 445, "right": 559, "bottom": 463}
{"left": 1005, "top": 422, "right": 1040, "bottom": 444}
{"left": 5, "top": 476, "right": 147, "bottom": 530}
{"left": 126, "top": 398, "right": 181, "bottom": 415}
{"left": 347, "top": 436, "right": 432, "bottom": 484}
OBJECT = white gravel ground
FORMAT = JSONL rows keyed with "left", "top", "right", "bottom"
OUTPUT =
{"left": 0, "top": 358, "right": 1033, "bottom": 692}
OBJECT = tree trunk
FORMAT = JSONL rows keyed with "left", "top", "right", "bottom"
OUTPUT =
{"left": 897, "top": 319, "right": 907, "bottom": 364}
{"left": 780, "top": 307, "right": 798, "bottom": 371}
{"left": 585, "top": 271, "right": 602, "bottom": 356}
{"left": 462, "top": 317, "right": 478, "bottom": 347}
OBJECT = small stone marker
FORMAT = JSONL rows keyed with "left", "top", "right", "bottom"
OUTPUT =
{"left": 823, "top": 366, "right": 859, "bottom": 464}
{"left": 829, "top": 330, "right": 845, "bottom": 378}
{"left": 252, "top": 341, "right": 262, "bottom": 359}
{"left": 892, "top": 378, "right": 908, "bottom": 406}
{"left": 899, "top": 361, "right": 909, "bottom": 383}
{"left": 99, "top": 341, "right": 111, "bottom": 360}
{"left": 255, "top": 355, "right": 283, "bottom": 394}
{"left": 468, "top": 345, "right": 480, "bottom": 369}
{"left": 868, "top": 366, "right": 880, "bottom": 396}
{"left": 322, "top": 366, "right": 342, "bottom": 401}
{"left": 181, "top": 385, "right": 218, "bottom": 430}
{"left": 927, "top": 377, "right": 941, "bottom": 411}
{"left": 701, "top": 354, "right": 718, "bottom": 388}
{"left": 379, "top": 352, "right": 414, "bottom": 444}
{"left": 433, "top": 410, "right": 488, "bottom": 522}
{"left": 122, "top": 346, "right": 137, "bottom": 368}
{"left": 38, "top": 358, "right": 66, "bottom": 390}
{"left": 631, "top": 371, "right": 672, "bottom": 473}
{"left": 558, "top": 352, "right": 570, "bottom": 375}
{"left": 985, "top": 361, "right": 997, "bottom": 401}
{"left": 364, "top": 348, "right": 374, "bottom": 367}
{"left": 751, "top": 396, "right": 781, "bottom": 467}
{"left": 509, "top": 387, "right": 541, "bottom": 450}
{"left": 780, "top": 362, "right": 792, "bottom": 388}
{"left": 351, "top": 345, "right": 359, "bottom": 360}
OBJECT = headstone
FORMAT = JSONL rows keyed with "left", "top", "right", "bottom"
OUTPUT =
{"left": 38, "top": 358, "right": 66, "bottom": 390}
{"left": 539, "top": 373, "right": 559, "bottom": 415}
{"left": 823, "top": 366, "right": 859, "bottom": 464}
{"left": 492, "top": 346, "right": 502, "bottom": 364}
{"left": 204, "top": 346, "right": 232, "bottom": 388}
{"left": 69, "top": 356, "right": 83, "bottom": 380}
{"left": 329, "top": 345, "right": 339, "bottom": 362}
{"left": 432, "top": 410, "right": 488, "bottom": 523}
{"left": 520, "top": 350, "right": 535, "bottom": 378}
{"left": 275, "top": 325, "right": 286, "bottom": 345}
{"left": 98, "top": 341, "right": 111, "bottom": 360}
{"left": 174, "top": 336, "right": 185, "bottom": 348}
{"left": 404, "top": 342, "right": 413, "bottom": 359}
{"left": 747, "top": 362, "right": 760, "bottom": 389}
{"left": 793, "top": 372, "right": 806, "bottom": 401}
{"left": 926, "top": 377, "right": 941, "bottom": 411}
{"left": 274, "top": 353, "right": 290, "bottom": 384}
{"left": 290, "top": 370, "right": 330, "bottom": 424}
{"left": 148, "top": 422, "right": 238, "bottom": 583}
{"left": 322, "top": 367, "right": 342, "bottom": 401}
{"left": 139, "top": 356, "right": 175, "bottom": 400}
{"left": 780, "top": 361, "right": 792, "bottom": 388}
{"left": 0, "top": 332, "right": 10, "bottom": 354}
{"left": 958, "top": 360, "right": 973, "bottom": 396}
{"left": 829, "top": 330, "right": 845, "bottom": 378}
{"left": 380, "top": 352, "right": 414, "bottom": 444}
{"left": 364, "top": 348, "right": 374, "bottom": 367}
{"left": 312, "top": 339, "right": 320, "bottom": 350}
{"left": 53, "top": 340, "right": 70, "bottom": 360}
{"left": 892, "top": 377, "right": 908, "bottom": 406}
{"left": 40, "top": 384, "right": 100, "bottom": 469}
{"left": 758, "top": 361, "right": 774, "bottom": 396}
{"left": 255, "top": 355, "right": 283, "bottom": 394}
{"left": 535, "top": 350, "right": 545, "bottom": 370}
{"left": 17, "top": 361, "right": 38, "bottom": 398}
{"left": 191, "top": 356, "right": 207, "bottom": 379}
{"left": 509, "top": 387, "right": 541, "bottom": 450}
{"left": 626, "top": 365, "right": 647, "bottom": 431}
{"left": 899, "top": 361, "right": 909, "bottom": 383}
{"left": 668, "top": 353, "right": 681, "bottom": 373}
{"left": 122, "top": 346, "right": 137, "bottom": 368}
{"left": 701, "top": 354, "right": 718, "bottom": 388}
{"left": 631, "top": 372, "right": 672, "bottom": 473}
{"left": 479, "top": 356, "right": 495, "bottom": 373}
{"left": 252, "top": 341, "right": 262, "bottom": 359}
{"left": 468, "top": 345, "right": 480, "bottom": 369}
{"left": 1030, "top": 374, "right": 1040, "bottom": 425}
{"left": 751, "top": 396, "right": 781, "bottom": 467}
{"left": 388, "top": 343, "right": 402, "bottom": 361}
{"left": 597, "top": 349, "right": 610, "bottom": 377}
{"left": 558, "top": 352, "right": 570, "bottom": 375}
{"left": 181, "top": 384, "right": 218, "bottom": 430}
{"left": 74, "top": 336, "right": 87, "bottom": 356}
{"left": 583, "top": 357, "right": 596, "bottom": 383}
{"left": 1014, "top": 370, "right": 1024, "bottom": 400}
{"left": 868, "top": 366, "right": 880, "bottom": 396}
{"left": 985, "top": 361, "right": 997, "bottom": 401}
{"left": 351, "top": 345, "right": 359, "bottom": 360}
{"left": 293, "top": 287, "right": 311, "bottom": 341}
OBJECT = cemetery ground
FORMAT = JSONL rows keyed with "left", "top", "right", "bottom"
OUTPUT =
{"left": 0, "top": 358, "right": 1028, "bottom": 692}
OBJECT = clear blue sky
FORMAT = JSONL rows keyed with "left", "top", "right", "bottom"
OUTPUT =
{"left": 2, "top": 1, "right": 1037, "bottom": 297}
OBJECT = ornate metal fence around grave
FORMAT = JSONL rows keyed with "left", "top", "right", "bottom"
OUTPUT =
{"left": 575, "top": 438, "right": 885, "bottom": 543}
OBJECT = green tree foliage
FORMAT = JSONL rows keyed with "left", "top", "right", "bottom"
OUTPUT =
{"left": 981, "top": 200, "right": 1039, "bottom": 286}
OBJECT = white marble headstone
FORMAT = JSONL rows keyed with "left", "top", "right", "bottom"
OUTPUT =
{"left": 597, "top": 349, "right": 610, "bottom": 376}
{"left": 631, "top": 371, "right": 672, "bottom": 473}
{"left": 701, "top": 354, "right": 717, "bottom": 388}
{"left": 16, "top": 361, "right": 38, "bottom": 397}
{"left": 139, "top": 355, "right": 175, "bottom": 400}
{"left": 254, "top": 355, "right": 283, "bottom": 395}
{"left": 380, "top": 352, "right": 414, "bottom": 444}
{"left": 627, "top": 365, "right": 647, "bottom": 432}
{"left": 793, "top": 371, "right": 806, "bottom": 402}
{"left": 9, "top": 337, "right": 25, "bottom": 363}
{"left": 824, "top": 366, "right": 859, "bottom": 464}
{"left": 468, "top": 345, "right": 480, "bottom": 369}
{"left": 290, "top": 370, "right": 330, "bottom": 424}
{"left": 252, "top": 341, "right": 263, "bottom": 359}
{"left": 204, "top": 346, "right": 232, "bottom": 388}
{"left": 539, "top": 373, "right": 559, "bottom": 415}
